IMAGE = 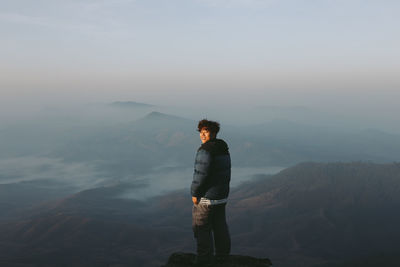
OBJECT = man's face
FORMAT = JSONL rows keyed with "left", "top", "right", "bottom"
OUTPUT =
{"left": 200, "top": 128, "right": 215, "bottom": 144}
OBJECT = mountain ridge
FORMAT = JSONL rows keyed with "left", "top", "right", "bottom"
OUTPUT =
{"left": 1, "top": 162, "right": 400, "bottom": 266}
{"left": 110, "top": 101, "right": 154, "bottom": 108}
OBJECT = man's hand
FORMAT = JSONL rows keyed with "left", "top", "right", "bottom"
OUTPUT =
{"left": 192, "top": 196, "right": 199, "bottom": 205}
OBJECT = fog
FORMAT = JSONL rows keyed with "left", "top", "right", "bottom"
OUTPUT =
{"left": 2, "top": 90, "right": 400, "bottom": 131}
{"left": 1, "top": 100, "right": 400, "bottom": 204}
{"left": 0, "top": 156, "right": 108, "bottom": 188}
{"left": 117, "top": 166, "right": 284, "bottom": 200}
{"left": 1, "top": 1, "right": 400, "bottom": 266}
{"left": 0, "top": 101, "right": 290, "bottom": 200}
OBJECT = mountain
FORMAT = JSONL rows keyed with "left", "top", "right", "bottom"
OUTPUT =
{"left": 1, "top": 162, "right": 400, "bottom": 267}
{"left": 110, "top": 101, "right": 154, "bottom": 108}
{"left": 228, "top": 119, "right": 400, "bottom": 165}
{"left": 0, "top": 180, "right": 76, "bottom": 221}
{"left": 228, "top": 162, "right": 400, "bottom": 266}
{"left": 49, "top": 111, "right": 199, "bottom": 179}
{"left": 141, "top": 111, "right": 183, "bottom": 120}
{"left": 0, "top": 185, "right": 191, "bottom": 267}
{"left": 50, "top": 111, "right": 400, "bottom": 175}
{"left": 4, "top": 109, "right": 400, "bottom": 189}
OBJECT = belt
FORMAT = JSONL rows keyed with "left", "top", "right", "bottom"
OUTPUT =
{"left": 199, "top": 197, "right": 228, "bottom": 205}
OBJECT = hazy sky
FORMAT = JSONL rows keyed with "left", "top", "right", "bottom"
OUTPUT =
{"left": 1, "top": 0, "right": 399, "bottom": 111}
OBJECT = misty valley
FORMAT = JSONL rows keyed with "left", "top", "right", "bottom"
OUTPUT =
{"left": 1, "top": 102, "right": 400, "bottom": 267}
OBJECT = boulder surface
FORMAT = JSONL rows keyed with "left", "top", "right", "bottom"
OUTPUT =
{"left": 162, "top": 252, "right": 272, "bottom": 267}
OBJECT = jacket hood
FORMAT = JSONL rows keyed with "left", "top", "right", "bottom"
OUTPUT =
{"left": 199, "top": 138, "right": 229, "bottom": 155}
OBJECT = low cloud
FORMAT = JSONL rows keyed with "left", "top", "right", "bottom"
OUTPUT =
{"left": 0, "top": 156, "right": 107, "bottom": 189}
{"left": 118, "top": 165, "right": 283, "bottom": 200}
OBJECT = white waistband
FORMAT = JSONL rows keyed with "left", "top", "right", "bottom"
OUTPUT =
{"left": 199, "top": 197, "right": 228, "bottom": 205}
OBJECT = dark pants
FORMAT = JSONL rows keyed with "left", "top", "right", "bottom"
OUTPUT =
{"left": 192, "top": 203, "right": 231, "bottom": 262}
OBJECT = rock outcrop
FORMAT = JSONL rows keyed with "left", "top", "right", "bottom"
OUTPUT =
{"left": 162, "top": 252, "right": 272, "bottom": 267}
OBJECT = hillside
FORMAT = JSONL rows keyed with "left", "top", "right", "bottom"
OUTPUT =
{"left": 228, "top": 162, "right": 400, "bottom": 266}
{"left": 1, "top": 162, "right": 400, "bottom": 266}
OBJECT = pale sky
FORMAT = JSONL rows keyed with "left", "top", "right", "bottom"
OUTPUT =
{"left": 1, "top": 0, "right": 399, "bottom": 111}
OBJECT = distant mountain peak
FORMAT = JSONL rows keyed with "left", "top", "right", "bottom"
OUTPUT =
{"left": 110, "top": 101, "right": 154, "bottom": 108}
{"left": 142, "top": 111, "right": 189, "bottom": 121}
{"left": 146, "top": 111, "right": 169, "bottom": 118}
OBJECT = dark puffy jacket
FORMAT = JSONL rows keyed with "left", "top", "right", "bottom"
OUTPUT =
{"left": 191, "top": 138, "right": 231, "bottom": 200}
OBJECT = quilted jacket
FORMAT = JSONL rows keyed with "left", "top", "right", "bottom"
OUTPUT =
{"left": 191, "top": 138, "right": 231, "bottom": 200}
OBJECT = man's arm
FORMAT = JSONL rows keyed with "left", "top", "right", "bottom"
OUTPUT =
{"left": 191, "top": 149, "right": 212, "bottom": 199}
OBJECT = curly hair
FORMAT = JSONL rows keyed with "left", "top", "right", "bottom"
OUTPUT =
{"left": 197, "top": 119, "right": 220, "bottom": 134}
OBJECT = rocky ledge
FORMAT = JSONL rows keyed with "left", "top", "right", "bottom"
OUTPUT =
{"left": 162, "top": 252, "right": 272, "bottom": 267}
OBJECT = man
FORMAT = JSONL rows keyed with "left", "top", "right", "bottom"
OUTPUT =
{"left": 191, "top": 119, "right": 231, "bottom": 266}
